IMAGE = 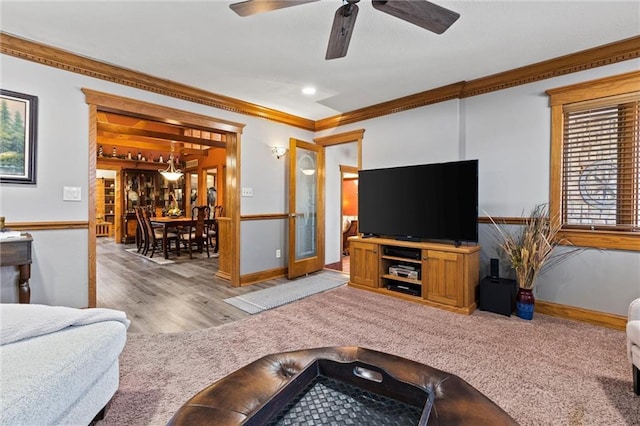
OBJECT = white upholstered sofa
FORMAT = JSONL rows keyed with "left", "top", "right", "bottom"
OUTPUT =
{"left": 628, "top": 298, "right": 640, "bottom": 395}
{"left": 0, "top": 303, "right": 129, "bottom": 424}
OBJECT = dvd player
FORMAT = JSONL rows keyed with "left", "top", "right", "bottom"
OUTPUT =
{"left": 387, "top": 282, "right": 421, "bottom": 297}
{"left": 384, "top": 246, "right": 421, "bottom": 260}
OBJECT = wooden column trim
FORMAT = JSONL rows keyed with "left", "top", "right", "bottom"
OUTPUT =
{"left": 215, "top": 217, "right": 232, "bottom": 281}
{"left": 226, "top": 132, "right": 241, "bottom": 287}
{"left": 88, "top": 104, "right": 97, "bottom": 308}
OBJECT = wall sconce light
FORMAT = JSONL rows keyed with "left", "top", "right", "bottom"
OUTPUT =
{"left": 271, "top": 146, "right": 287, "bottom": 159}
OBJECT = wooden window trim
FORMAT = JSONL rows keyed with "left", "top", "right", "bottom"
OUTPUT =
{"left": 547, "top": 71, "right": 640, "bottom": 251}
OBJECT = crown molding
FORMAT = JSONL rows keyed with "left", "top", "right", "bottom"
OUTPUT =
{"left": 2, "top": 32, "right": 638, "bottom": 132}
{"left": 462, "top": 35, "right": 640, "bottom": 98}
{"left": 316, "top": 35, "right": 640, "bottom": 130}
{"left": 0, "top": 32, "right": 316, "bottom": 131}
{"left": 314, "top": 82, "right": 466, "bottom": 131}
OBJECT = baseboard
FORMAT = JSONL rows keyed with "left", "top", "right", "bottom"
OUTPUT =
{"left": 240, "top": 267, "right": 286, "bottom": 287}
{"left": 215, "top": 270, "right": 231, "bottom": 281}
{"left": 535, "top": 300, "right": 626, "bottom": 331}
{"left": 231, "top": 267, "right": 627, "bottom": 330}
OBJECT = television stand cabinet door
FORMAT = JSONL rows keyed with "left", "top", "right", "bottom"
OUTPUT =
{"left": 423, "top": 250, "right": 465, "bottom": 307}
{"left": 349, "top": 240, "right": 379, "bottom": 288}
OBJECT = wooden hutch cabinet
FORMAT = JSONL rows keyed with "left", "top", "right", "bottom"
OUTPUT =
{"left": 96, "top": 177, "right": 115, "bottom": 237}
{"left": 348, "top": 237, "right": 480, "bottom": 315}
{"left": 121, "top": 169, "right": 184, "bottom": 243}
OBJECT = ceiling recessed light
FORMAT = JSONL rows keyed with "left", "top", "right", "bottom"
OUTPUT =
{"left": 302, "top": 86, "right": 316, "bottom": 95}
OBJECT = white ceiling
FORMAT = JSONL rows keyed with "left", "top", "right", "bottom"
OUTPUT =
{"left": 1, "top": 1, "right": 639, "bottom": 120}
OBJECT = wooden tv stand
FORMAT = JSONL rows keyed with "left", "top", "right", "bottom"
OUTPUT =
{"left": 348, "top": 237, "right": 480, "bottom": 315}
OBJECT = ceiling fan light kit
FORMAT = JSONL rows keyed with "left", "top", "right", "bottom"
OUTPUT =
{"left": 229, "top": 0, "right": 320, "bottom": 17}
{"left": 230, "top": 0, "right": 460, "bottom": 60}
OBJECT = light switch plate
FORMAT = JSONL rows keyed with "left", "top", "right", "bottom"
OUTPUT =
{"left": 241, "top": 187, "right": 253, "bottom": 197}
{"left": 63, "top": 186, "right": 82, "bottom": 201}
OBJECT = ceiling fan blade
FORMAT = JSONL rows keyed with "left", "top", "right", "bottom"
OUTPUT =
{"left": 325, "top": 3, "right": 359, "bottom": 60}
{"left": 371, "top": 0, "right": 460, "bottom": 34}
{"left": 230, "top": 0, "right": 320, "bottom": 17}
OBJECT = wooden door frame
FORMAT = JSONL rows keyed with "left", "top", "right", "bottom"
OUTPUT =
{"left": 314, "top": 129, "right": 364, "bottom": 270}
{"left": 339, "top": 165, "right": 359, "bottom": 270}
{"left": 83, "top": 89, "right": 245, "bottom": 307}
{"left": 287, "top": 138, "right": 326, "bottom": 278}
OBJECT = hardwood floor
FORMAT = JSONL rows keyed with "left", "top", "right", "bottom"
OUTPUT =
{"left": 96, "top": 238, "right": 283, "bottom": 334}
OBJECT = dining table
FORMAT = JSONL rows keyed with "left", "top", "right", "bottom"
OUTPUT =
{"left": 149, "top": 216, "right": 218, "bottom": 259}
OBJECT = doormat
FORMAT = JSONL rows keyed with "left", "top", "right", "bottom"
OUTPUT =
{"left": 224, "top": 270, "right": 348, "bottom": 314}
{"left": 125, "top": 248, "right": 175, "bottom": 265}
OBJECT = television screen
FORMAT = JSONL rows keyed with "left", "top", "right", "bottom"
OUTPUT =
{"left": 358, "top": 160, "right": 478, "bottom": 243}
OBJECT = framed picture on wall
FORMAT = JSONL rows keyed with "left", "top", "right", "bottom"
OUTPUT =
{"left": 0, "top": 89, "right": 38, "bottom": 184}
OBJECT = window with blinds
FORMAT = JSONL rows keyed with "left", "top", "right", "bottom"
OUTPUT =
{"left": 562, "top": 99, "right": 639, "bottom": 232}
{"left": 547, "top": 71, "right": 639, "bottom": 251}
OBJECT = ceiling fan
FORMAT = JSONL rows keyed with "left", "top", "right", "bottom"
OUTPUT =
{"left": 229, "top": 0, "right": 460, "bottom": 60}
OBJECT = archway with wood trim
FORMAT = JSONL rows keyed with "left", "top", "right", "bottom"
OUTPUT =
{"left": 83, "top": 89, "right": 244, "bottom": 307}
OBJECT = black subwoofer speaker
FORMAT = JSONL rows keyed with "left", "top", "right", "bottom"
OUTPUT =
{"left": 479, "top": 277, "right": 517, "bottom": 316}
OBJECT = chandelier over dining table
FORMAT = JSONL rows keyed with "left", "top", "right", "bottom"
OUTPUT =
{"left": 159, "top": 142, "right": 183, "bottom": 181}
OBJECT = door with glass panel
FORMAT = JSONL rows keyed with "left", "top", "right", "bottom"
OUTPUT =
{"left": 288, "top": 138, "right": 325, "bottom": 279}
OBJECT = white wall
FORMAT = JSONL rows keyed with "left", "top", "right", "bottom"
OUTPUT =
{"left": 2, "top": 51, "right": 638, "bottom": 315}
{"left": 322, "top": 60, "right": 640, "bottom": 316}
{"left": 464, "top": 61, "right": 640, "bottom": 315}
{"left": 236, "top": 120, "right": 311, "bottom": 275}
{"left": 0, "top": 54, "right": 312, "bottom": 306}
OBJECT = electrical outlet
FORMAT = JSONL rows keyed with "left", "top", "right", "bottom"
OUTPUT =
{"left": 276, "top": 249, "right": 281, "bottom": 258}
{"left": 241, "top": 187, "right": 253, "bottom": 197}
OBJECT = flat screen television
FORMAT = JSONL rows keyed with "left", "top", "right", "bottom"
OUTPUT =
{"left": 358, "top": 159, "right": 478, "bottom": 244}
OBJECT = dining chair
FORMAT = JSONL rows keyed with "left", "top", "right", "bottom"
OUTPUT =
{"left": 208, "top": 205, "right": 224, "bottom": 250}
{"left": 180, "top": 205, "right": 210, "bottom": 259}
{"left": 141, "top": 207, "right": 179, "bottom": 258}
{"left": 134, "top": 207, "right": 149, "bottom": 254}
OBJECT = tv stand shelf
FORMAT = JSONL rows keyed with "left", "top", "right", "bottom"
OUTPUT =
{"left": 348, "top": 237, "right": 480, "bottom": 315}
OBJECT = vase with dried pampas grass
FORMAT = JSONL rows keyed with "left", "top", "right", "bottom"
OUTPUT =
{"left": 488, "top": 203, "right": 582, "bottom": 319}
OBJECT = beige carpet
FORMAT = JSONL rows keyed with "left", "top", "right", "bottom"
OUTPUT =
{"left": 101, "top": 287, "right": 638, "bottom": 425}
